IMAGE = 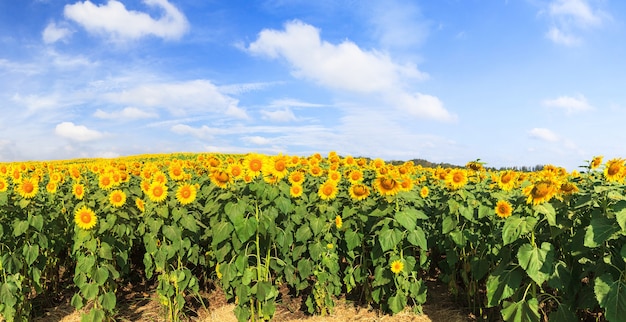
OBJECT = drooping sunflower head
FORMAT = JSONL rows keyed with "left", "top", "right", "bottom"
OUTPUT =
{"left": 135, "top": 198, "right": 145, "bottom": 213}
{"left": 604, "top": 158, "right": 625, "bottom": 182}
{"left": 445, "top": 169, "right": 468, "bottom": 190}
{"left": 335, "top": 215, "right": 343, "bottom": 229}
{"left": 109, "top": 190, "right": 126, "bottom": 208}
{"left": 374, "top": 175, "right": 401, "bottom": 197}
{"left": 497, "top": 170, "right": 518, "bottom": 191}
{"left": 590, "top": 156, "right": 603, "bottom": 170}
{"left": 17, "top": 177, "right": 38, "bottom": 199}
{"left": 74, "top": 205, "right": 97, "bottom": 230}
{"left": 349, "top": 184, "right": 370, "bottom": 201}
{"left": 495, "top": 200, "right": 513, "bottom": 219}
{"left": 210, "top": 169, "right": 232, "bottom": 189}
{"left": 176, "top": 183, "right": 197, "bottom": 205}
{"left": 318, "top": 180, "right": 338, "bottom": 200}
{"left": 523, "top": 180, "right": 557, "bottom": 206}
{"left": 559, "top": 182, "right": 579, "bottom": 196}
{"left": 390, "top": 260, "right": 404, "bottom": 274}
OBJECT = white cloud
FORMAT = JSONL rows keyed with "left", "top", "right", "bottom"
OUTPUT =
{"left": 94, "top": 107, "right": 158, "bottom": 120}
{"left": 543, "top": 0, "right": 609, "bottom": 46}
{"left": 247, "top": 20, "right": 456, "bottom": 122}
{"left": 542, "top": 94, "right": 593, "bottom": 113}
{"left": 171, "top": 124, "right": 219, "bottom": 139}
{"left": 11, "top": 93, "right": 59, "bottom": 111}
{"left": 248, "top": 20, "right": 428, "bottom": 93}
{"left": 391, "top": 92, "right": 457, "bottom": 122}
{"left": 269, "top": 98, "right": 325, "bottom": 108}
{"left": 42, "top": 22, "right": 72, "bottom": 44}
{"left": 55, "top": 122, "right": 103, "bottom": 141}
{"left": 105, "top": 80, "right": 248, "bottom": 119}
{"left": 366, "top": 0, "right": 429, "bottom": 50}
{"left": 529, "top": 128, "right": 560, "bottom": 142}
{"left": 64, "top": 0, "right": 189, "bottom": 41}
{"left": 260, "top": 108, "right": 297, "bottom": 122}
{"left": 243, "top": 136, "right": 273, "bottom": 145}
{"left": 545, "top": 27, "right": 581, "bottom": 46}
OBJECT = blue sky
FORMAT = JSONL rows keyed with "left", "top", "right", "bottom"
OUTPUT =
{"left": 1, "top": 0, "right": 625, "bottom": 170}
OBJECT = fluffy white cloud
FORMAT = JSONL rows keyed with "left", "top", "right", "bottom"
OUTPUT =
{"left": 105, "top": 80, "right": 248, "bottom": 119}
{"left": 529, "top": 128, "right": 559, "bottom": 142}
{"left": 542, "top": 94, "right": 593, "bottom": 113}
{"left": 543, "top": 0, "right": 609, "bottom": 46}
{"left": 248, "top": 20, "right": 427, "bottom": 93}
{"left": 170, "top": 124, "right": 219, "bottom": 139}
{"left": 260, "top": 108, "right": 297, "bottom": 122}
{"left": 247, "top": 20, "right": 456, "bottom": 122}
{"left": 64, "top": 0, "right": 189, "bottom": 41}
{"left": 94, "top": 107, "right": 158, "bottom": 120}
{"left": 55, "top": 122, "right": 103, "bottom": 141}
{"left": 243, "top": 136, "right": 273, "bottom": 145}
{"left": 42, "top": 22, "right": 72, "bottom": 44}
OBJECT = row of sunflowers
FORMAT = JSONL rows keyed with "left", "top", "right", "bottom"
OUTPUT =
{"left": 0, "top": 153, "right": 624, "bottom": 321}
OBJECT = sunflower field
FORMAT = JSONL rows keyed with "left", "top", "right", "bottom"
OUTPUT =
{"left": 0, "top": 153, "right": 625, "bottom": 321}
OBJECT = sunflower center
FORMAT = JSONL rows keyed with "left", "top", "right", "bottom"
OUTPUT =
{"left": 532, "top": 183, "right": 551, "bottom": 198}
{"left": 23, "top": 182, "right": 34, "bottom": 193}
{"left": 453, "top": 173, "right": 464, "bottom": 183}
{"left": 182, "top": 188, "right": 191, "bottom": 198}
{"left": 292, "top": 186, "right": 301, "bottom": 194}
{"left": 80, "top": 212, "right": 92, "bottom": 224}
{"left": 102, "top": 177, "right": 110, "bottom": 186}
{"left": 381, "top": 178, "right": 396, "bottom": 190}
{"left": 275, "top": 161, "right": 286, "bottom": 171}
{"left": 353, "top": 185, "right": 367, "bottom": 196}
{"left": 153, "top": 186, "right": 164, "bottom": 197}
{"left": 351, "top": 172, "right": 361, "bottom": 181}
{"left": 216, "top": 172, "right": 229, "bottom": 183}
{"left": 231, "top": 167, "right": 242, "bottom": 176}
{"left": 608, "top": 163, "right": 621, "bottom": 176}
{"left": 250, "top": 160, "right": 262, "bottom": 172}
{"left": 113, "top": 194, "right": 122, "bottom": 202}
{"left": 501, "top": 174, "right": 512, "bottom": 184}
{"left": 173, "top": 168, "right": 182, "bottom": 176}
{"left": 0, "top": 182, "right": 5, "bottom": 190}
{"left": 323, "top": 185, "right": 334, "bottom": 196}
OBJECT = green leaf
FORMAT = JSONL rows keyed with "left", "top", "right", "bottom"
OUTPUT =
{"left": 211, "top": 221, "right": 233, "bottom": 246}
{"left": 517, "top": 242, "right": 555, "bottom": 285}
{"left": 30, "top": 214, "right": 44, "bottom": 232}
{"left": 101, "top": 292, "right": 116, "bottom": 311}
{"left": 13, "top": 220, "right": 29, "bottom": 237}
{"left": 225, "top": 200, "right": 247, "bottom": 226}
{"left": 501, "top": 298, "right": 540, "bottom": 322}
{"left": 24, "top": 244, "right": 39, "bottom": 266}
{"left": 344, "top": 229, "right": 361, "bottom": 251}
{"left": 502, "top": 215, "right": 538, "bottom": 246}
{"left": 295, "top": 224, "right": 312, "bottom": 243}
{"left": 614, "top": 200, "right": 626, "bottom": 232}
{"left": 94, "top": 267, "right": 109, "bottom": 286}
{"left": 71, "top": 293, "right": 84, "bottom": 310}
{"left": 234, "top": 215, "right": 257, "bottom": 243}
{"left": 486, "top": 264, "right": 523, "bottom": 307}
{"left": 595, "top": 273, "right": 626, "bottom": 322}
{"left": 82, "top": 283, "right": 99, "bottom": 300}
{"left": 99, "top": 242, "right": 113, "bottom": 261}
{"left": 395, "top": 209, "right": 417, "bottom": 231}
{"left": 378, "top": 228, "right": 402, "bottom": 252}
{"left": 585, "top": 217, "right": 620, "bottom": 248}
{"left": 388, "top": 291, "right": 407, "bottom": 314}
{"left": 180, "top": 213, "right": 199, "bottom": 233}
{"left": 548, "top": 303, "right": 577, "bottom": 322}
{"left": 442, "top": 216, "right": 457, "bottom": 234}
{"left": 407, "top": 226, "right": 427, "bottom": 250}
{"left": 309, "top": 216, "right": 325, "bottom": 236}
{"left": 534, "top": 203, "right": 556, "bottom": 227}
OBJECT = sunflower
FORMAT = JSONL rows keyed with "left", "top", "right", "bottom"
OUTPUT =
{"left": 604, "top": 158, "right": 625, "bottom": 182}
{"left": 263, "top": 156, "right": 289, "bottom": 180}
{"left": 590, "top": 156, "right": 603, "bottom": 170}
{"left": 227, "top": 163, "right": 244, "bottom": 180}
{"left": 288, "top": 170, "right": 306, "bottom": 185}
{"left": 175, "top": 183, "right": 197, "bottom": 205}
{"left": 135, "top": 198, "right": 145, "bottom": 213}
{"left": 147, "top": 181, "right": 168, "bottom": 203}
{"left": 335, "top": 215, "right": 343, "bottom": 229}
{"left": 495, "top": 200, "right": 513, "bottom": 219}
{"left": 0, "top": 177, "right": 8, "bottom": 192}
{"left": 168, "top": 164, "right": 186, "bottom": 181}
{"left": 420, "top": 186, "right": 429, "bottom": 198}
{"left": 17, "top": 177, "right": 38, "bottom": 199}
{"left": 390, "top": 260, "right": 404, "bottom": 274}
{"left": 48, "top": 172, "right": 63, "bottom": 184}
{"left": 523, "top": 180, "right": 557, "bottom": 206}
{"left": 374, "top": 176, "right": 401, "bottom": 197}
{"left": 289, "top": 184, "right": 303, "bottom": 198}
{"left": 347, "top": 169, "right": 363, "bottom": 184}
{"left": 445, "top": 169, "right": 468, "bottom": 190}
{"left": 210, "top": 169, "right": 232, "bottom": 189}
{"left": 327, "top": 170, "right": 341, "bottom": 183}
{"left": 244, "top": 154, "right": 264, "bottom": 177}
{"left": 399, "top": 175, "right": 414, "bottom": 192}
{"left": 46, "top": 182, "right": 58, "bottom": 194}
{"left": 318, "top": 180, "right": 338, "bottom": 200}
{"left": 98, "top": 174, "right": 114, "bottom": 190}
{"left": 309, "top": 165, "right": 323, "bottom": 177}
{"left": 496, "top": 170, "right": 517, "bottom": 191}
{"left": 74, "top": 205, "right": 97, "bottom": 230}
{"left": 559, "top": 182, "right": 579, "bottom": 195}
{"left": 109, "top": 190, "right": 126, "bottom": 208}
{"left": 349, "top": 184, "right": 370, "bottom": 201}
{"left": 72, "top": 183, "right": 85, "bottom": 200}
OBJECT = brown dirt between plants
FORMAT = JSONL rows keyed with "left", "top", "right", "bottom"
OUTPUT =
{"left": 30, "top": 278, "right": 473, "bottom": 322}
